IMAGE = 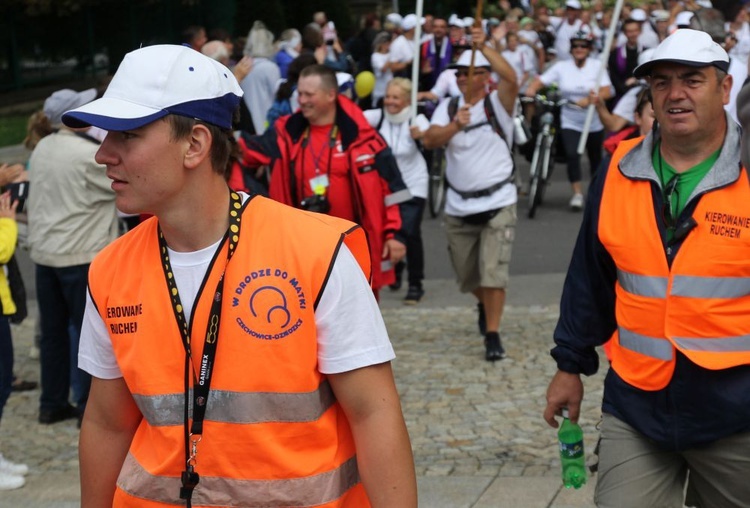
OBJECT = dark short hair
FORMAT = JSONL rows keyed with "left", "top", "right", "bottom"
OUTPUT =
{"left": 165, "top": 115, "right": 238, "bottom": 180}
{"left": 299, "top": 64, "right": 338, "bottom": 92}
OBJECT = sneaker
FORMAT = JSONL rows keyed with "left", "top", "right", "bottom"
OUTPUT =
{"left": 403, "top": 285, "right": 424, "bottom": 305}
{"left": 484, "top": 332, "right": 506, "bottom": 362}
{"left": 569, "top": 193, "right": 584, "bottom": 211}
{"left": 477, "top": 303, "right": 487, "bottom": 336}
{"left": 0, "top": 471, "right": 25, "bottom": 490}
{"left": 0, "top": 454, "right": 28, "bottom": 476}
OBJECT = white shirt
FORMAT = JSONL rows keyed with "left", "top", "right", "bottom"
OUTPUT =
{"left": 549, "top": 17, "right": 584, "bottom": 61}
{"left": 363, "top": 109, "right": 430, "bottom": 199}
{"left": 612, "top": 84, "right": 644, "bottom": 125}
{"left": 727, "top": 22, "right": 750, "bottom": 65}
{"left": 430, "top": 68, "right": 461, "bottom": 99}
{"left": 389, "top": 35, "right": 414, "bottom": 63}
{"left": 79, "top": 202, "right": 395, "bottom": 378}
{"left": 502, "top": 47, "right": 536, "bottom": 86}
{"left": 539, "top": 57, "right": 612, "bottom": 132}
{"left": 727, "top": 55, "right": 748, "bottom": 125}
{"left": 371, "top": 52, "right": 393, "bottom": 105}
{"left": 430, "top": 91, "right": 517, "bottom": 216}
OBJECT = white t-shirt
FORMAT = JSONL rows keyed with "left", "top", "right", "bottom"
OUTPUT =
{"left": 727, "top": 55, "right": 748, "bottom": 125}
{"left": 79, "top": 209, "right": 395, "bottom": 378}
{"left": 389, "top": 35, "right": 414, "bottom": 63}
{"left": 363, "top": 109, "right": 430, "bottom": 199}
{"left": 430, "top": 68, "right": 461, "bottom": 99}
{"left": 549, "top": 17, "right": 584, "bottom": 61}
{"left": 612, "top": 84, "right": 644, "bottom": 125}
{"left": 430, "top": 91, "right": 517, "bottom": 216}
{"left": 728, "top": 22, "right": 750, "bottom": 66}
{"left": 502, "top": 47, "right": 536, "bottom": 86}
{"left": 371, "top": 52, "right": 393, "bottom": 106}
{"left": 539, "top": 57, "right": 612, "bottom": 132}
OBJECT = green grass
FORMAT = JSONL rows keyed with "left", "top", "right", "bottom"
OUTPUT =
{"left": 0, "top": 115, "right": 28, "bottom": 148}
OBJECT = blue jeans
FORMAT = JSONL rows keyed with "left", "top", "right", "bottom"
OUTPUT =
{"left": 0, "top": 316, "right": 12, "bottom": 422}
{"left": 37, "top": 263, "right": 91, "bottom": 412}
{"left": 397, "top": 197, "right": 426, "bottom": 287}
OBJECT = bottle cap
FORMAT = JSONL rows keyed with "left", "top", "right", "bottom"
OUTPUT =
{"left": 561, "top": 408, "right": 570, "bottom": 419}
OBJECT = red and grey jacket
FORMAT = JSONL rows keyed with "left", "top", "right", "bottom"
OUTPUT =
{"left": 239, "top": 95, "right": 410, "bottom": 290}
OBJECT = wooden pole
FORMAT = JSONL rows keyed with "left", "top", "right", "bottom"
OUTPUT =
{"left": 465, "top": 0, "right": 485, "bottom": 105}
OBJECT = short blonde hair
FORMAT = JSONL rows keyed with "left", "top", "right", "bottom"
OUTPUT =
{"left": 387, "top": 77, "right": 412, "bottom": 98}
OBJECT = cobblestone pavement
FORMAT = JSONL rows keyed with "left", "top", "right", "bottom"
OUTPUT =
{"left": 2, "top": 301, "right": 607, "bottom": 501}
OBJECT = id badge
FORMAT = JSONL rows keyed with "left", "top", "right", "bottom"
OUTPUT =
{"left": 309, "top": 174, "right": 330, "bottom": 195}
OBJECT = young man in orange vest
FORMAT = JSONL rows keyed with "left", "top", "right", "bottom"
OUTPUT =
{"left": 63, "top": 44, "right": 417, "bottom": 508}
{"left": 544, "top": 29, "right": 750, "bottom": 506}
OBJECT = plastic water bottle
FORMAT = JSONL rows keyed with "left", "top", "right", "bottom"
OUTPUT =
{"left": 558, "top": 408, "right": 587, "bottom": 489}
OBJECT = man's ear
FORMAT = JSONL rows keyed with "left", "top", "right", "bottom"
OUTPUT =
{"left": 184, "top": 124, "right": 212, "bottom": 169}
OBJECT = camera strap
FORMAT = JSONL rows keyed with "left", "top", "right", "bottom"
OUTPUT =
{"left": 157, "top": 190, "right": 243, "bottom": 506}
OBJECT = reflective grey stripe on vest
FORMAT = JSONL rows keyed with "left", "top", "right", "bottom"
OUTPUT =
{"left": 384, "top": 188, "right": 412, "bottom": 206}
{"left": 674, "top": 334, "right": 750, "bottom": 353}
{"left": 132, "top": 380, "right": 336, "bottom": 427}
{"left": 617, "top": 269, "right": 668, "bottom": 298}
{"left": 618, "top": 327, "right": 674, "bottom": 361}
{"left": 671, "top": 275, "right": 750, "bottom": 299}
{"left": 117, "top": 452, "right": 359, "bottom": 507}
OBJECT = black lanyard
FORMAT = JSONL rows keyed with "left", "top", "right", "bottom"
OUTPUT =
{"left": 158, "top": 190, "right": 243, "bottom": 505}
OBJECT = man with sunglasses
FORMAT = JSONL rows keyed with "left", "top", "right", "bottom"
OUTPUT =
{"left": 423, "top": 25, "right": 518, "bottom": 362}
{"left": 545, "top": 29, "right": 750, "bottom": 506}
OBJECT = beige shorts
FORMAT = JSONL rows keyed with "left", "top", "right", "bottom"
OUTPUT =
{"left": 444, "top": 204, "right": 517, "bottom": 293}
{"left": 595, "top": 413, "right": 750, "bottom": 508}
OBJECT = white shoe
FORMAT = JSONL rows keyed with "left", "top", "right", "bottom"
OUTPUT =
{"left": 0, "top": 454, "right": 28, "bottom": 476}
{"left": 0, "top": 471, "right": 25, "bottom": 490}
{"left": 569, "top": 193, "right": 584, "bottom": 211}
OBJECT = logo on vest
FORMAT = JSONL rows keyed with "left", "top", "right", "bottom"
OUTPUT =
{"left": 106, "top": 303, "right": 143, "bottom": 335}
{"left": 232, "top": 268, "right": 306, "bottom": 340}
{"left": 703, "top": 211, "right": 750, "bottom": 239}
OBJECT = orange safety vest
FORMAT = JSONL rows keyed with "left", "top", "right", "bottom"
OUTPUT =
{"left": 88, "top": 195, "right": 372, "bottom": 507}
{"left": 599, "top": 138, "right": 750, "bottom": 391}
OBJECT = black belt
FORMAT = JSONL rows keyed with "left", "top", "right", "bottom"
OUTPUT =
{"left": 446, "top": 173, "right": 514, "bottom": 200}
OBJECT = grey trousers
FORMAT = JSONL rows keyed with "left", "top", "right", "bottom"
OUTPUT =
{"left": 595, "top": 413, "right": 750, "bottom": 508}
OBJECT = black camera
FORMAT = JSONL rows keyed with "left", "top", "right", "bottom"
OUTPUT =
{"left": 300, "top": 194, "right": 330, "bottom": 214}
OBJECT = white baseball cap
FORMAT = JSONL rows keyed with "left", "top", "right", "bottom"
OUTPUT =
{"left": 448, "top": 14, "right": 465, "bottom": 28}
{"left": 451, "top": 49, "right": 491, "bottom": 69}
{"left": 566, "top": 0, "right": 582, "bottom": 10}
{"left": 633, "top": 29, "right": 729, "bottom": 78}
{"left": 386, "top": 13, "right": 403, "bottom": 27}
{"left": 401, "top": 14, "right": 425, "bottom": 31}
{"left": 44, "top": 88, "right": 98, "bottom": 127}
{"left": 63, "top": 44, "right": 243, "bottom": 131}
{"left": 629, "top": 9, "right": 647, "bottom": 22}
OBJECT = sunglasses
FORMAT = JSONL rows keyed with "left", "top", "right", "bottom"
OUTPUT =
{"left": 662, "top": 174, "right": 680, "bottom": 230}
{"left": 571, "top": 43, "right": 590, "bottom": 49}
{"left": 455, "top": 69, "right": 489, "bottom": 77}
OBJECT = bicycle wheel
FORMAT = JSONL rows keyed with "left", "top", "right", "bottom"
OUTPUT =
{"left": 527, "top": 135, "right": 544, "bottom": 218}
{"left": 428, "top": 148, "right": 446, "bottom": 218}
{"left": 537, "top": 133, "right": 555, "bottom": 206}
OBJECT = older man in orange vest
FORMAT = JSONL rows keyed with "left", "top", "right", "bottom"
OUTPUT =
{"left": 545, "top": 29, "right": 750, "bottom": 506}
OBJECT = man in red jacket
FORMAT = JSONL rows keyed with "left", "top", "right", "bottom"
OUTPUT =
{"left": 240, "top": 64, "right": 409, "bottom": 294}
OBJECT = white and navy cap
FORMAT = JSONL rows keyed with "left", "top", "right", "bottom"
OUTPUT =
{"left": 63, "top": 44, "right": 243, "bottom": 131}
{"left": 633, "top": 29, "right": 729, "bottom": 78}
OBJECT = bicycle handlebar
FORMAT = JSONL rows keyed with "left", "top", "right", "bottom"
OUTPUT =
{"left": 520, "top": 94, "right": 569, "bottom": 108}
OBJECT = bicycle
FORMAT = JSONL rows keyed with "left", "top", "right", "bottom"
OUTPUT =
{"left": 427, "top": 146, "right": 446, "bottom": 218}
{"left": 520, "top": 92, "right": 568, "bottom": 219}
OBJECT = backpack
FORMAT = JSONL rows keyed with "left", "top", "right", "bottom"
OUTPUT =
{"left": 447, "top": 95, "right": 511, "bottom": 149}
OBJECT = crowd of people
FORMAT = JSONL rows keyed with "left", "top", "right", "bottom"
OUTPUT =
{"left": 0, "top": 1, "right": 750, "bottom": 506}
